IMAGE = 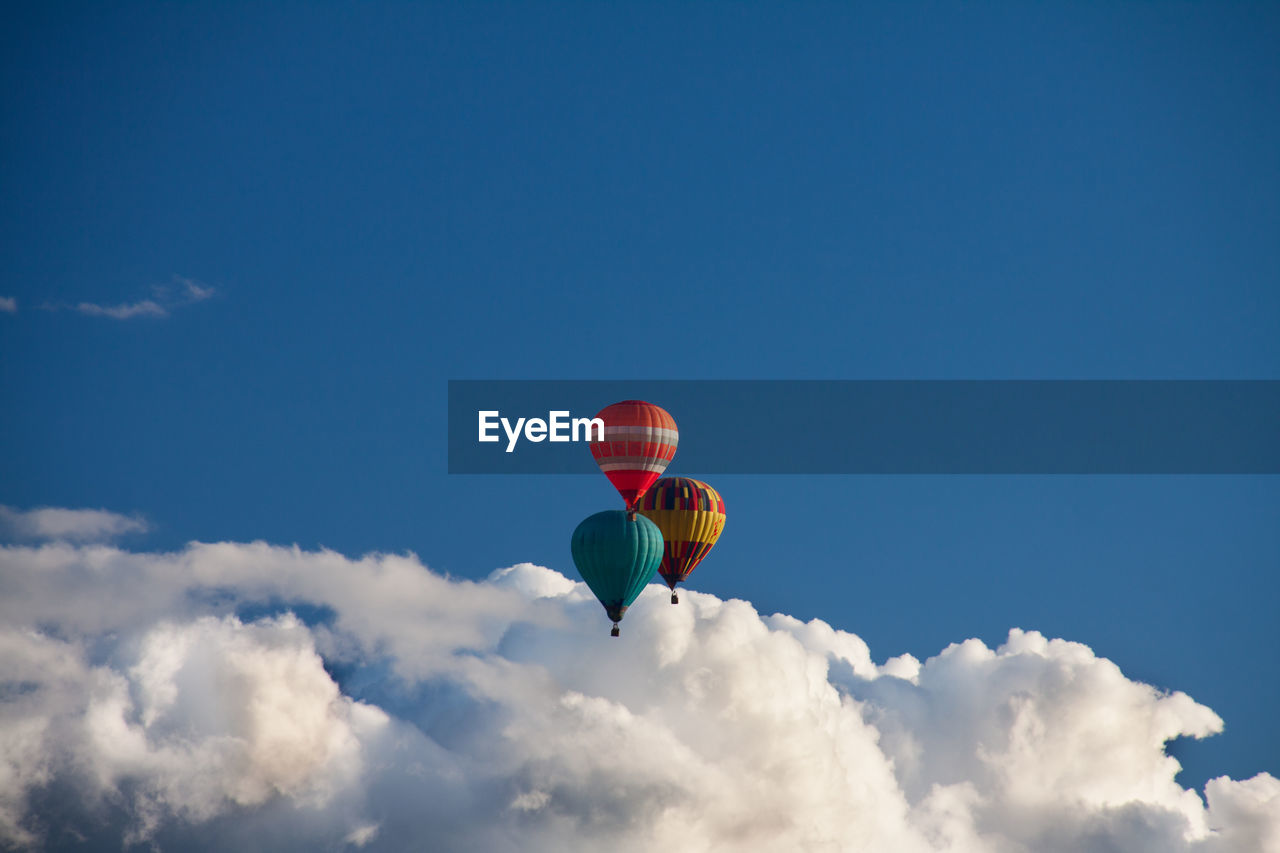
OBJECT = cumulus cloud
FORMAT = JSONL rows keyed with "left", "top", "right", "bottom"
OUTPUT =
{"left": 51, "top": 275, "right": 217, "bottom": 320}
{"left": 0, "top": 505, "right": 148, "bottom": 543}
{"left": 0, "top": 297, "right": 16, "bottom": 313}
{"left": 0, "top": 539, "right": 1275, "bottom": 852}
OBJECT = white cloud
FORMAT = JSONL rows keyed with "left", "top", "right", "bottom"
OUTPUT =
{"left": 74, "top": 299, "right": 168, "bottom": 319}
{"left": 59, "top": 275, "right": 216, "bottom": 320}
{"left": 0, "top": 536, "right": 1275, "bottom": 852}
{"left": 345, "top": 823, "right": 381, "bottom": 847}
{"left": 0, "top": 296, "right": 15, "bottom": 313}
{"left": 174, "top": 275, "right": 215, "bottom": 302}
{"left": 0, "top": 617, "right": 384, "bottom": 847}
{"left": 101, "top": 615, "right": 382, "bottom": 835}
{"left": 0, "top": 505, "right": 148, "bottom": 543}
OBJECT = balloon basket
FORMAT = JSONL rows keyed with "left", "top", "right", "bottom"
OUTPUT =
{"left": 670, "top": 591, "right": 679, "bottom": 604}
{"left": 610, "top": 623, "right": 621, "bottom": 637}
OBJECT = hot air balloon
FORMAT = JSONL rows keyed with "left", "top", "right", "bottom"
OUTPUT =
{"left": 637, "top": 477, "right": 725, "bottom": 603}
{"left": 589, "top": 400, "right": 678, "bottom": 512}
{"left": 570, "top": 510, "right": 663, "bottom": 636}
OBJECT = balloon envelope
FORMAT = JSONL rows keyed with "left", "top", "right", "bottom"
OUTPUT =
{"left": 638, "top": 477, "right": 726, "bottom": 594}
{"left": 570, "top": 510, "right": 663, "bottom": 631}
{"left": 588, "top": 400, "right": 678, "bottom": 510}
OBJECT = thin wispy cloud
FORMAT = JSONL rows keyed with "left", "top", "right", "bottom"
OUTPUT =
{"left": 51, "top": 275, "right": 217, "bottom": 320}
{"left": 0, "top": 528, "right": 1275, "bottom": 851}
{"left": 172, "top": 275, "right": 215, "bottom": 302}
{"left": 0, "top": 296, "right": 15, "bottom": 313}
{"left": 73, "top": 298, "right": 168, "bottom": 319}
{"left": 0, "top": 505, "right": 149, "bottom": 543}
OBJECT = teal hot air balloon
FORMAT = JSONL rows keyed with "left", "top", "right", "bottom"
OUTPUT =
{"left": 570, "top": 510, "right": 663, "bottom": 636}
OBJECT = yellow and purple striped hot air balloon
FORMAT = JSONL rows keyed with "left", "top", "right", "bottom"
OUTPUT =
{"left": 637, "top": 477, "right": 726, "bottom": 603}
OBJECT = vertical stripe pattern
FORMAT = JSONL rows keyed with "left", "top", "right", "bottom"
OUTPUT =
{"left": 637, "top": 477, "right": 726, "bottom": 590}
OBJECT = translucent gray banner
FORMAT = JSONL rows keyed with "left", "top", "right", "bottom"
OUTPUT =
{"left": 447, "top": 381, "right": 1280, "bottom": 474}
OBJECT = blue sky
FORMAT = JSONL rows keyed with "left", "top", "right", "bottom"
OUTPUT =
{"left": 2, "top": 0, "right": 1278, "bottom": 807}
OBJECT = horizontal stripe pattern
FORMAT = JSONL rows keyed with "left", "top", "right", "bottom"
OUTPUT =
{"left": 600, "top": 425, "right": 680, "bottom": 443}
{"left": 589, "top": 400, "right": 679, "bottom": 509}
{"left": 597, "top": 460, "right": 672, "bottom": 473}
{"left": 592, "top": 444, "right": 677, "bottom": 462}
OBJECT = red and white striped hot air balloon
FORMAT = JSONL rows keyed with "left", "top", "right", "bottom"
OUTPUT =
{"left": 589, "top": 400, "right": 678, "bottom": 511}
